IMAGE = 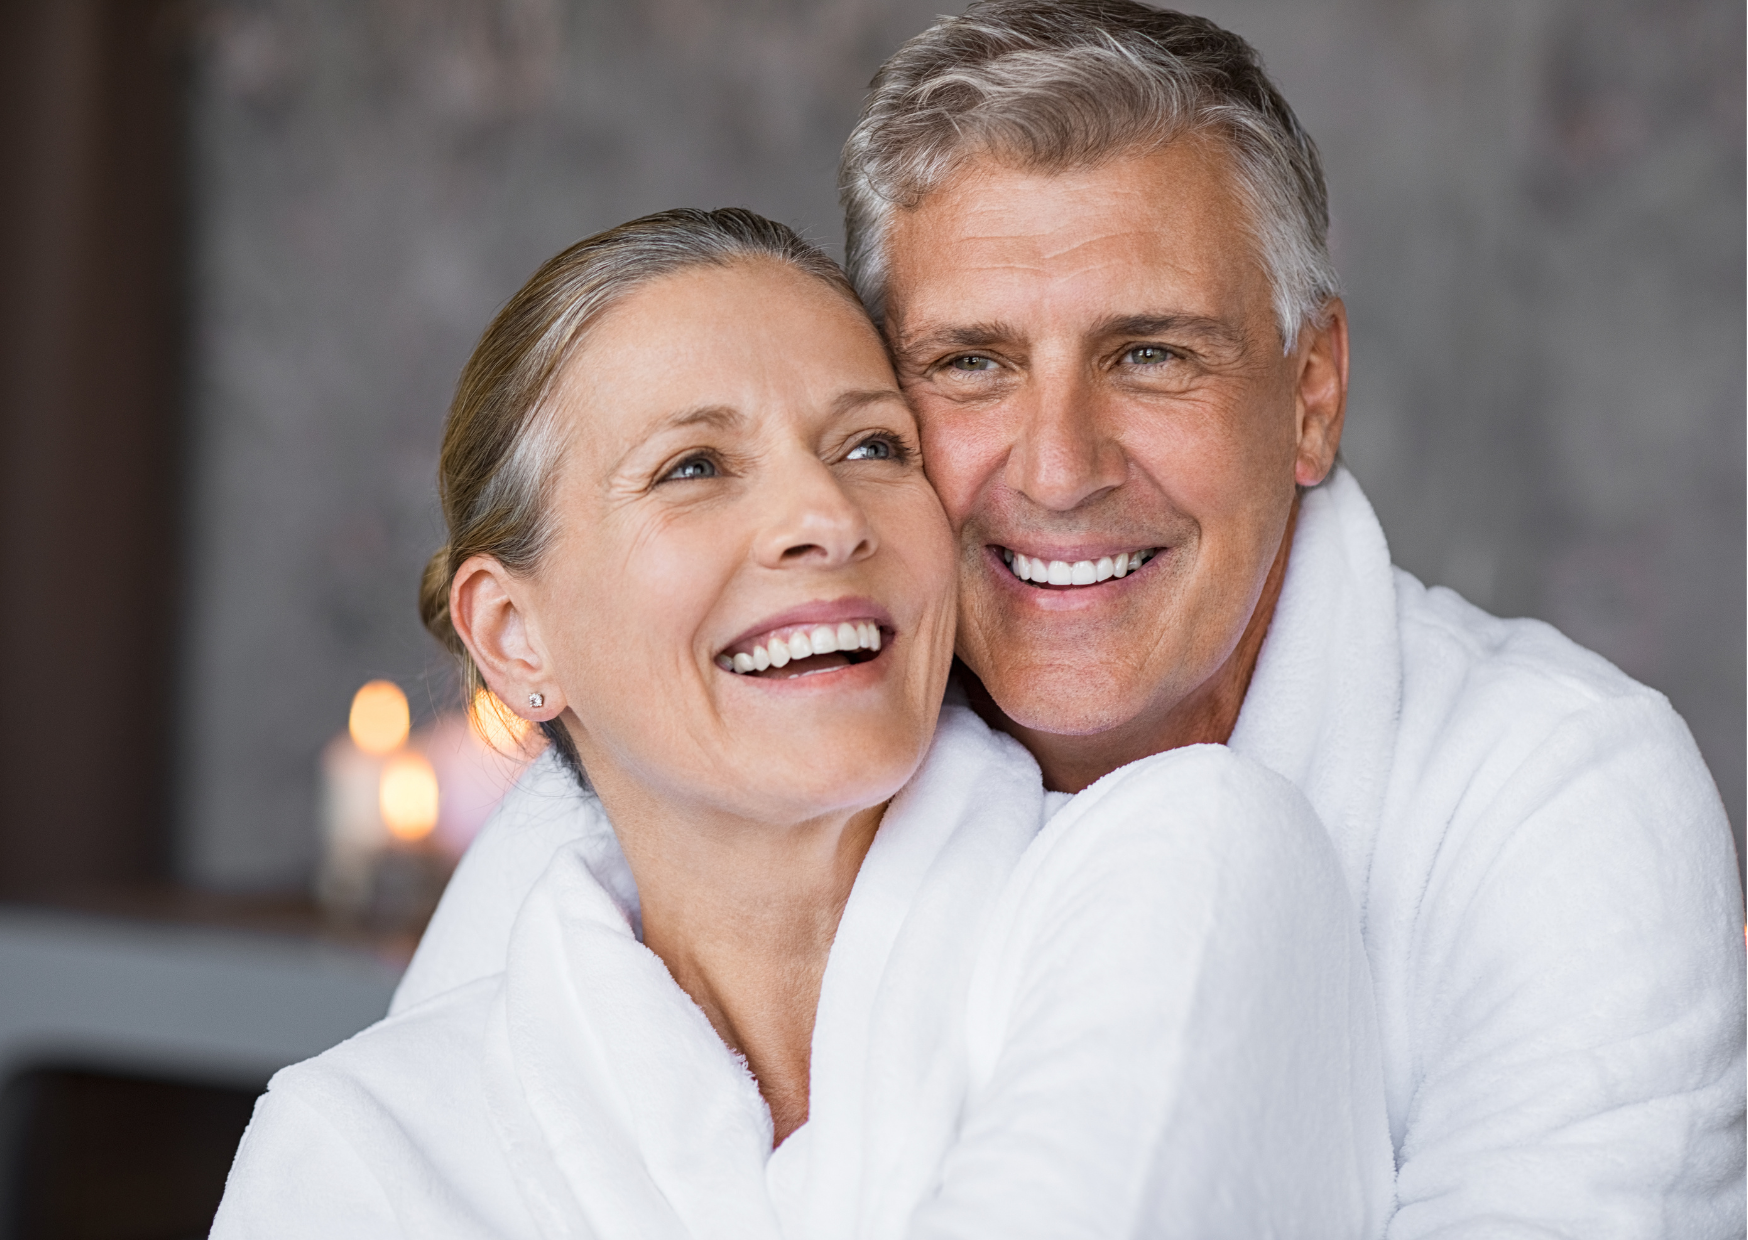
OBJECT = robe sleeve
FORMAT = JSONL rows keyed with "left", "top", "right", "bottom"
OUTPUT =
{"left": 907, "top": 745, "right": 1396, "bottom": 1240}
{"left": 210, "top": 1082, "right": 402, "bottom": 1239}
{"left": 1386, "top": 695, "right": 1746, "bottom": 1238}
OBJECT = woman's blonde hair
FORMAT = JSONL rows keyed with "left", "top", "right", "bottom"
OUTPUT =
{"left": 419, "top": 207, "right": 860, "bottom": 777}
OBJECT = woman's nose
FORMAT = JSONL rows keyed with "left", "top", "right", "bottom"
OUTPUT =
{"left": 753, "top": 454, "right": 876, "bottom": 570}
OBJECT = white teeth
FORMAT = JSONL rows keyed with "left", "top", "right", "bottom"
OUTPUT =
{"left": 1004, "top": 547, "right": 1157, "bottom": 586}
{"left": 719, "top": 620, "right": 887, "bottom": 675}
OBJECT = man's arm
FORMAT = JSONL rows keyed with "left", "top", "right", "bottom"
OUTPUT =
{"left": 912, "top": 746, "right": 1395, "bottom": 1239}
{"left": 1389, "top": 695, "right": 1745, "bottom": 1238}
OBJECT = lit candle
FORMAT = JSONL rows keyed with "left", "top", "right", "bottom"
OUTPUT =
{"left": 319, "top": 680, "right": 543, "bottom": 928}
{"left": 380, "top": 750, "right": 440, "bottom": 842}
{"left": 317, "top": 680, "right": 417, "bottom": 919}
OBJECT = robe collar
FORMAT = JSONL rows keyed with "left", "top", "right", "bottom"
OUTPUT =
{"left": 1228, "top": 467, "right": 1404, "bottom": 912}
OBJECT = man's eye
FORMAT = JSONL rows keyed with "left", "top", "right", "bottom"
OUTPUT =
{"left": 1123, "top": 345, "right": 1175, "bottom": 365}
{"left": 661, "top": 455, "right": 718, "bottom": 482}
{"left": 948, "top": 354, "right": 998, "bottom": 372}
{"left": 845, "top": 435, "right": 899, "bottom": 462}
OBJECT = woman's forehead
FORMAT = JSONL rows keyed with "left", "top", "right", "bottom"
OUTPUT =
{"left": 551, "top": 262, "right": 894, "bottom": 443}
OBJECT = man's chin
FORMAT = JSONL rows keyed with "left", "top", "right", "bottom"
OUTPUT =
{"left": 958, "top": 657, "right": 1159, "bottom": 740}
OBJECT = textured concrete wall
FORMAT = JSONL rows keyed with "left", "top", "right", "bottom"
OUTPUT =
{"left": 177, "top": 0, "right": 1744, "bottom": 888}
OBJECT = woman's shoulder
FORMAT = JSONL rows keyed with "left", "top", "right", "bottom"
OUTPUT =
{"left": 214, "top": 977, "right": 534, "bottom": 1238}
{"left": 282, "top": 974, "right": 499, "bottom": 1101}
{"left": 392, "top": 749, "right": 627, "bottom": 1015}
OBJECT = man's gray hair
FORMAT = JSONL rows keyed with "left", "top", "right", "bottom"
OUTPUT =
{"left": 839, "top": 0, "right": 1338, "bottom": 351}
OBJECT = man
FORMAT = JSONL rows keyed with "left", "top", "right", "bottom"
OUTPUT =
{"left": 397, "top": 1, "right": 1743, "bottom": 1232}
{"left": 837, "top": 1, "right": 1744, "bottom": 1234}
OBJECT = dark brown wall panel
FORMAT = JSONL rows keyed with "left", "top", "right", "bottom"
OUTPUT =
{"left": 0, "top": 0, "right": 187, "bottom": 895}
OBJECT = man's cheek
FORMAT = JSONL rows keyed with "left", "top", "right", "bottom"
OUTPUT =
{"left": 918, "top": 422, "right": 989, "bottom": 524}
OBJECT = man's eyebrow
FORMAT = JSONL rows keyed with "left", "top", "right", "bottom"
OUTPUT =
{"left": 1097, "top": 313, "right": 1245, "bottom": 348}
{"left": 893, "top": 322, "right": 1018, "bottom": 354}
{"left": 896, "top": 314, "right": 1245, "bottom": 354}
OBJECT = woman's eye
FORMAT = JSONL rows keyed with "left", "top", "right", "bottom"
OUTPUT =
{"left": 948, "top": 354, "right": 998, "bottom": 373}
{"left": 845, "top": 436, "right": 898, "bottom": 462}
{"left": 1123, "top": 345, "right": 1174, "bottom": 365}
{"left": 661, "top": 455, "right": 718, "bottom": 482}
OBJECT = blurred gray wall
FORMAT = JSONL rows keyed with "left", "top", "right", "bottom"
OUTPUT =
{"left": 176, "top": 0, "right": 1745, "bottom": 889}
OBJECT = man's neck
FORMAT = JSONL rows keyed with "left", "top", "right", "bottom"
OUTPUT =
{"left": 969, "top": 495, "right": 1298, "bottom": 794}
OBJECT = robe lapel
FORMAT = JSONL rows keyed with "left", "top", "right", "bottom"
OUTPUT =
{"left": 487, "top": 845, "right": 784, "bottom": 1240}
{"left": 1228, "top": 467, "right": 1404, "bottom": 918}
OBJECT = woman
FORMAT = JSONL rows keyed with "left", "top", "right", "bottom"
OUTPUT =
{"left": 213, "top": 208, "right": 1391, "bottom": 1238}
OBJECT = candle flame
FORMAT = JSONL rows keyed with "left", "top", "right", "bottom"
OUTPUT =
{"left": 469, "top": 688, "right": 532, "bottom": 752}
{"left": 350, "top": 680, "right": 410, "bottom": 755}
{"left": 380, "top": 751, "right": 440, "bottom": 841}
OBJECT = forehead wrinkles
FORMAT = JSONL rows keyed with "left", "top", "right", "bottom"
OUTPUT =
{"left": 886, "top": 146, "right": 1263, "bottom": 328}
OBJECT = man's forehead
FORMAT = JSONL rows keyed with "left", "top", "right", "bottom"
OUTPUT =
{"left": 881, "top": 141, "right": 1266, "bottom": 329}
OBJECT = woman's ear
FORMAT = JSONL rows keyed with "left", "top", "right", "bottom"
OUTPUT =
{"left": 450, "top": 555, "right": 566, "bottom": 720}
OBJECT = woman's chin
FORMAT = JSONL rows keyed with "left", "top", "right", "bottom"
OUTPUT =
{"left": 703, "top": 711, "right": 934, "bottom": 823}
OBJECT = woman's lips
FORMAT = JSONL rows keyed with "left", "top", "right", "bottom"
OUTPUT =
{"left": 715, "top": 597, "right": 894, "bottom": 679}
{"left": 715, "top": 620, "right": 884, "bottom": 676}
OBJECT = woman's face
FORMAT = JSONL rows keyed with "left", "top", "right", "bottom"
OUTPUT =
{"left": 511, "top": 259, "right": 957, "bottom": 827}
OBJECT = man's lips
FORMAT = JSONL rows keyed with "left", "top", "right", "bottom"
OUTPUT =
{"left": 991, "top": 544, "right": 1162, "bottom": 589}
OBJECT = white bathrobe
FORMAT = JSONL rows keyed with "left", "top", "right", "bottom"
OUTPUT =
{"left": 380, "top": 467, "right": 1746, "bottom": 1237}
{"left": 214, "top": 719, "right": 1394, "bottom": 1238}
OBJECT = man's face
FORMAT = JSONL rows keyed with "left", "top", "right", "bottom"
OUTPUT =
{"left": 882, "top": 139, "right": 1344, "bottom": 760}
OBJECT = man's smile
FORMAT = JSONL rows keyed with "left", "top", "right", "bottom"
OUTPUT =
{"left": 997, "top": 545, "right": 1162, "bottom": 588}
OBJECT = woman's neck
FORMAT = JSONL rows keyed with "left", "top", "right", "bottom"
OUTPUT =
{"left": 604, "top": 789, "right": 883, "bottom": 1146}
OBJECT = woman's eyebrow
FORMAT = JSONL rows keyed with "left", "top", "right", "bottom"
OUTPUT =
{"left": 832, "top": 387, "right": 909, "bottom": 415}
{"left": 606, "top": 404, "right": 746, "bottom": 477}
{"left": 658, "top": 404, "right": 746, "bottom": 433}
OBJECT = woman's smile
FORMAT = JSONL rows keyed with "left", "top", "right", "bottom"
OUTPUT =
{"left": 448, "top": 250, "right": 958, "bottom": 829}
{"left": 714, "top": 597, "right": 892, "bottom": 680}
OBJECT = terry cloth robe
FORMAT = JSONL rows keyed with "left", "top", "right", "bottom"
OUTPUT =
{"left": 213, "top": 712, "right": 1395, "bottom": 1239}
{"left": 389, "top": 466, "right": 1746, "bottom": 1238}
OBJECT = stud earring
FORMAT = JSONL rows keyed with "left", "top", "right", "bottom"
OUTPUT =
{"left": 528, "top": 692, "right": 545, "bottom": 710}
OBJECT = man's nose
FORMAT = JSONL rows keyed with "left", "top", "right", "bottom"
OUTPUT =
{"left": 753, "top": 453, "right": 877, "bottom": 569}
{"left": 1002, "top": 368, "right": 1127, "bottom": 512}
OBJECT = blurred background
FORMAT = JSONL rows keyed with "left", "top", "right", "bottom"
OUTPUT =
{"left": 0, "top": 0, "right": 1740, "bottom": 1235}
